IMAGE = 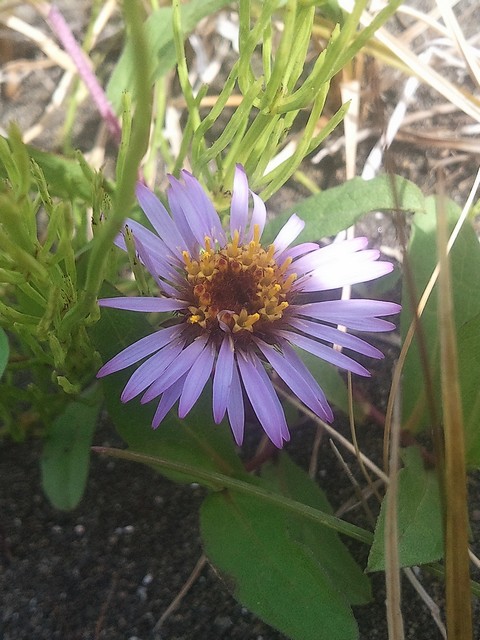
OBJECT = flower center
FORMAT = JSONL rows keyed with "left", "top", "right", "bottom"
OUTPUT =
{"left": 182, "top": 226, "right": 296, "bottom": 334}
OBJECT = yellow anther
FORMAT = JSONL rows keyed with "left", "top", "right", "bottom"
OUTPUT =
{"left": 204, "top": 236, "right": 213, "bottom": 253}
{"left": 278, "top": 256, "right": 293, "bottom": 275}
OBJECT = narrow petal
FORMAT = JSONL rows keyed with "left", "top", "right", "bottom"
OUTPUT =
{"left": 280, "top": 242, "right": 319, "bottom": 262}
{"left": 237, "top": 351, "right": 289, "bottom": 448}
{"left": 98, "top": 296, "right": 187, "bottom": 313}
{"left": 135, "top": 182, "right": 184, "bottom": 256}
{"left": 296, "top": 256, "right": 394, "bottom": 292}
{"left": 168, "top": 174, "right": 220, "bottom": 249}
{"left": 278, "top": 330, "right": 371, "bottom": 377}
{"left": 230, "top": 165, "right": 249, "bottom": 240}
{"left": 287, "top": 318, "right": 383, "bottom": 358}
{"left": 121, "top": 340, "right": 185, "bottom": 402}
{"left": 141, "top": 335, "right": 209, "bottom": 403}
{"left": 291, "top": 237, "right": 369, "bottom": 275}
{"left": 178, "top": 341, "right": 216, "bottom": 417}
{"left": 97, "top": 326, "right": 181, "bottom": 377}
{"left": 182, "top": 171, "right": 226, "bottom": 245}
{"left": 133, "top": 233, "right": 171, "bottom": 291}
{"left": 166, "top": 176, "right": 199, "bottom": 253}
{"left": 272, "top": 214, "right": 305, "bottom": 256}
{"left": 152, "top": 376, "right": 186, "bottom": 429}
{"left": 255, "top": 338, "right": 333, "bottom": 423}
{"left": 227, "top": 359, "right": 245, "bottom": 445}
{"left": 294, "top": 300, "right": 401, "bottom": 331}
{"left": 213, "top": 334, "right": 235, "bottom": 424}
{"left": 245, "top": 190, "right": 266, "bottom": 242}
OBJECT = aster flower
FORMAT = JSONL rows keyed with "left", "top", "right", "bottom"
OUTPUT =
{"left": 97, "top": 166, "right": 400, "bottom": 448}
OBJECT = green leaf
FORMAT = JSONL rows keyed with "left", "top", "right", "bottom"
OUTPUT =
{"left": 90, "top": 287, "right": 243, "bottom": 484}
{"left": 201, "top": 456, "right": 365, "bottom": 640}
{"left": 457, "top": 313, "right": 480, "bottom": 467}
{"left": 107, "top": 0, "right": 232, "bottom": 109}
{"left": 0, "top": 327, "right": 8, "bottom": 379}
{"left": 262, "top": 175, "right": 425, "bottom": 244}
{"left": 401, "top": 197, "right": 480, "bottom": 433}
{"left": 367, "top": 447, "right": 443, "bottom": 571}
{"left": 40, "top": 386, "right": 102, "bottom": 510}
{"left": 261, "top": 453, "right": 371, "bottom": 606}
{"left": 29, "top": 147, "right": 95, "bottom": 202}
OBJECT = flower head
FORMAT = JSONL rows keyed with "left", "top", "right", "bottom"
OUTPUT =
{"left": 97, "top": 166, "right": 400, "bottom": 447}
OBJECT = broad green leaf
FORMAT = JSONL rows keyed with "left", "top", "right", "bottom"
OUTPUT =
{"left": 458, "top": 314, "right": 480, "bottom": 466}
{"left": 263, "top": 175, "right": 425, "bottom": 244}
{"left": 367, "top": 447, "right": 443, "bottom": 571}
{"left": 90, "top": 286, "right": 243, "bottom": 484}
{"left": 401, "top": 197, "right": 480, "bottom": 433}
{"left": 107, "top": 0, "right": 232, "bottom": 109}
{"left": 201, "top": 481, "right": 361, "bottom": 640}
{"left": 0, "top": 327, "right": 8, "bottom": 379}
{"left": 261, "top": 453, "right": 371, "bottom": 606}
{"left": 40, "top": 386, "right": 102, "bottom": 510}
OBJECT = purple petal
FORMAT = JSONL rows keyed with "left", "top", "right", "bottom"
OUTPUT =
{"left": 213, "top": 334, "right": 235, "bottom": 424}
{"left": 227, "top": 359, "right": 245, "bottom": 446}
{"left": 152, "top": 376, "right": 186, "bottom": 429}
{"left": 97, "top": 325, "right": 181, "bottom": 377}
{"left": 166, "top": 176, "right": 199, "bottom": 253}
{"left": 178, "top": 341, "right": 216, "bottom": 418}
{"left": 272, "top": 214, "right": 305, "bottom": 256}
{"left": 278, "top": 330, "right": 371, "bottom": 377}
{"left": 230, "top": 165, "right": 249, "bottom": 240}
{"left": 98, "top": 296, "right": 187, "bottom": 312}
{"left": 255, "top": 338, "right": 333, "bottom": 423}
{"left": 168, "top": 174, "right": 218, "bottom": 249}
{"left": 133, "top": 233, "right": 171, "bottom": 292}
{"left": 135, "top": 182, "right": 185, "bottom": 256}
{"left": 121, "top": 339, "right": 185, "bottom": 402}
{"left": 291, "top": 237, "right": 369, "bottom": 275}
{"left": 245, "top": 190, "right": 266, "bottom": 242}
{"left": 287, "top": 318, "right": 383, "bottom": 359}
{"left": 295, "top": 257, "right": 394, "bottom": 292}
{"left": 141, "top": 335, "right": 209, "bottom": 403}
{"left": 181, "top": 171, "right": 226, "bottom": 245}
{"left": 294, "top": 300, "right": 401, "bottom": 331}
{"left": 280, "top": 242, "right": 319, "bottom": 262}
{"left": 237, "top": 351, "right": 289, "bottom": 448}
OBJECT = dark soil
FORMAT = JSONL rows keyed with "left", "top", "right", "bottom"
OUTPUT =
{"left": 3, "top": 418, "right": 475, "bottom": 640}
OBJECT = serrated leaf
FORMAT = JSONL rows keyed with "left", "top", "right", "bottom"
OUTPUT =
{"left": 367, "top": 447, "right": 443, "bottom": 571}
{"left": 90, "top": 285, "right": 243, "bottom": 484}
{"left": 40, "top": 386, "right": 101, "bottom": 510}
{"left": 401, "top": 198, "right": 480, "bottom": 433}
{"left": 457, "top": 313, "right": 480, "bottom": 467}
{"left": 201, "top": 483, "right": 361, "bottom": 640}
{"left": 0, "top": 327, "right": 8, "bottom": 379}
{"left": 107, "top": 0, "right": 232, "bottom": 109}
{"left": 263, "top": 175, "right": 425, "bottom": 244}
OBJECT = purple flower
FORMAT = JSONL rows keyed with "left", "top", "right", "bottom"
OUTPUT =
{"left": 97, "top": 166, "right": 400, "bottom": 447}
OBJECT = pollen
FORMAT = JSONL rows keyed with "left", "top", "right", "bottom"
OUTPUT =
{"left": 182, "top": 225, "right": 297, "bottom": 333}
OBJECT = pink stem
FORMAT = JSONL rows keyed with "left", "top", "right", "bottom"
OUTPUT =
{"left": 45, "top": 4, "right": 122, "bottom": 144}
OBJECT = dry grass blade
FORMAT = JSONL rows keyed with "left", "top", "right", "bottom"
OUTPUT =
{"left": 436, "top": 180, "right": 473, "bottom": 640}
{"left": 436, "top": 0, "right": 480, "bottom": 88}
{"left": 384, "top": 393, "right": 404, "bottom": 640}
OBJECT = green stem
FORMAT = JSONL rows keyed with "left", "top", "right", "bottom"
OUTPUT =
{"left": 92, "top": 446, "right": 373, "bottom": 544}
{"left": 62, "top": 0, "right": 152, "bottom": 332}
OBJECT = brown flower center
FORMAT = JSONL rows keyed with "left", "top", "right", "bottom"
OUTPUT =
{"left": 182, "top": 226, "right": 296, "bottom": 334}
